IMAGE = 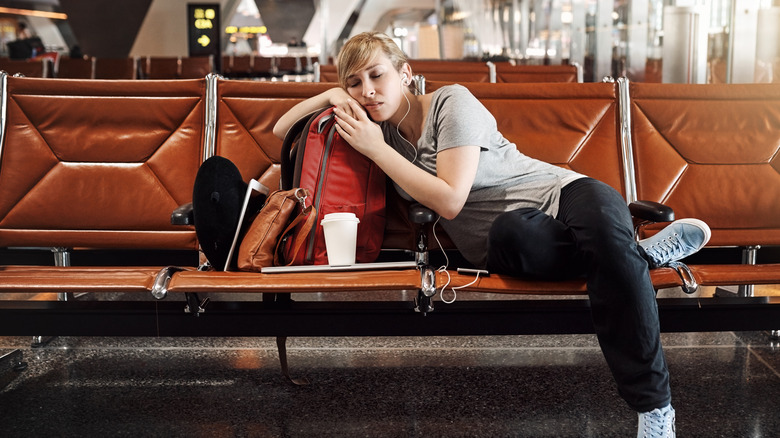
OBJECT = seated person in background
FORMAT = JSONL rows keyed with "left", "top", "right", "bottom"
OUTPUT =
{"left": 16, "top": 22, "right": 32, "bottom": 40}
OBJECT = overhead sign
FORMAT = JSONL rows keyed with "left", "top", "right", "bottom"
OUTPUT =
{"left": 187, "top": 4, "right": 220, "bottom": 60}
{"left": 225, "top": 26, "right": 267, "bottom": 35}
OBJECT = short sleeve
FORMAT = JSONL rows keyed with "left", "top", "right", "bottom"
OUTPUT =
{"left": 429, "top": 85, "right": 497, "bottom": 153}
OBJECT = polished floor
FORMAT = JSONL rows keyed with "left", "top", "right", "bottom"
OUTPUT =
{"left": 2, "top": 287, "right": 780, "bottom": 437}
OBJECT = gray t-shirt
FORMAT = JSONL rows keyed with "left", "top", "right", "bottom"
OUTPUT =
{"left": 383, "top": 84, "right": 583, "bottom": 268}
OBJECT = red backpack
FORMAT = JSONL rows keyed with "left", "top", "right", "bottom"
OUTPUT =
{"left": 280, "top": 107, "right": 386, "bottom": 265}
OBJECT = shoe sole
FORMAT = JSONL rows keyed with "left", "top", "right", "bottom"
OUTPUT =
{"left": 675, "top": 218, "right": 712, "bottom": 250}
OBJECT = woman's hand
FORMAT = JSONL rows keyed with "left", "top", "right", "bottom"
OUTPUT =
{"left": 273, "top": 87, "right": 351, "bottom": 140}
{"left": 325, "top": 88, "right": 356, "bottom": 118}
{"left": 332, "top": 99, "right": 478, "bottom": 220}
{"left": 332, "top": 99, "right": 386, "bottom": 160}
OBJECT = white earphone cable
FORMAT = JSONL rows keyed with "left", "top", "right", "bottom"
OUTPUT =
{"left": 396, "top": 78, "right": 417, "bottom": 163}
{"left": 430, "top": 216, "right": 482, "bottom": 304}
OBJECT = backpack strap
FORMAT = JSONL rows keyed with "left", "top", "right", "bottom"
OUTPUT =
{"left": 273, "top": 205, "right": 316, "bottom": 266}
{"left": 280, "top": 107, "right": 330, "bottom": 191}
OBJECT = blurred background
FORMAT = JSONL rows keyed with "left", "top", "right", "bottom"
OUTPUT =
{"left": 0, "top": 0, "right": 777, "bottom": 83}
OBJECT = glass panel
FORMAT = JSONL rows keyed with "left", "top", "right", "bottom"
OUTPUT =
{"left": 419, "top": 0, "right": 778, "bottom": 82}
{"left": 755, "top": 2, "right": 780, "bottom": 83}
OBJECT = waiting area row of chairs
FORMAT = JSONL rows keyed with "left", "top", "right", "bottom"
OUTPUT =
{"left": 0, "top": 54, "right": 582, "bottom": 83}
{"left": 314, "top": 60, "right": 583, "bottom": 83}
{"left": 0, "top": 54, "right": 316, "bottom": 80}
{"left": 221, "top": 56, "right": 582, "bottom": 83}
{"left": 0, "top": 55, "right": 215, "bottom": 79}
{"left": 221, "top": 54, "right": 315, "bottom": 78}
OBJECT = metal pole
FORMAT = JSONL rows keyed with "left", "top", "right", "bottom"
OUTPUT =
{"left": 594, "top": 0, "right": 615, "bottom": 81}
{"left": 319, "top": 0, "right": 329, "bottom": 66}
{"left": 436, "top": 0, "right": 445, "bottom": 59}
{"left": 626, "top": 0, "right": 648, "bottom": 81}
{"left": 726, "top": 0, "right": 736, "bottom": 83}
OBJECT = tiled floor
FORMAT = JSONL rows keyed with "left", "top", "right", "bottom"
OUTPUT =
{"left": 2, "top": 288, "right": 780, "bottom": 437}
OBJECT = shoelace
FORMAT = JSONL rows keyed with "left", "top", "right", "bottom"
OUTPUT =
{"left": 640, "top": 408, "right": 675, "bottom": 438}
{"left": 644, "top": 233, "right": 682, "bottom": 265}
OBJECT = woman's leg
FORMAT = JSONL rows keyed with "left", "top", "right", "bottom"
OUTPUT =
{"left": 486, "top": 206, "right": 583, "bottom": 279}
{"left": 486, "top": 178, "right": 671, "bottom": 412}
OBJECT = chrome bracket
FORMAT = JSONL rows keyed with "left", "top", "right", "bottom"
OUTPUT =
{"left": 415, "top": 265, "right": 436, "bottom": 314}
{"left": 151, "top": 266, "right": 186, "bottom": 300}
{"left": 668, "top": 261, "right": 699, "bottom": 294}
{"left": 184, "top": 292, "right": 209, "bottom": 317}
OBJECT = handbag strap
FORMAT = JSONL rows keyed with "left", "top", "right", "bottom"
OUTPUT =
{"left": 273, "top": 205, "right": 316, "bottom": 266}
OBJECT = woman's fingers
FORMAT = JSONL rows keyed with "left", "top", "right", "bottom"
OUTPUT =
{"left": 333, "top": 107, "right": 352, "bottom": 130}
{"left": 345, "top": 99, "right": 367, "bottom": 120}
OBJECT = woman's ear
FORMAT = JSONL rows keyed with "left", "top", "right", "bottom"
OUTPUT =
{"left": 401, "top": 64, "right": 413, "bottom": 86}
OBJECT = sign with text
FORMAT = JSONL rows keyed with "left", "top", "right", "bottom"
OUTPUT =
{"left": 187, "top": 4, "right": 220, "bottom": 60}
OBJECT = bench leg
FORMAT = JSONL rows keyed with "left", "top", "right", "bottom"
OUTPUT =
{"left": 275, "top": 336, "right": 309, "bottom": 385}
{"left": 30, "top": 247, "right": 75, "bottom": 345}
{"left": 31, "top": 336, "right": 55, "bottom": 348}
{"left": 714, "top": 284, "right": 755, "bottom": 298}
{"left": 714, "top": 246, "right": 760, "bottom": 298}
{"left": 262, "top": 293, "right": 307, "bottom": 385}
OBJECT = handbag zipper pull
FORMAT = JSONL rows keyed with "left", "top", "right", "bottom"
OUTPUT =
{"left": 295, "top": 188, "right": 308, "bottom": 208}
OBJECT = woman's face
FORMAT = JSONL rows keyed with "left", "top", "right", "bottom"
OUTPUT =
{"left": 343, "top": 52, "right": 406, "bottom": 122}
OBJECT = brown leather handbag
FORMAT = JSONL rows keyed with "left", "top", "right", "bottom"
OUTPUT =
{"left": 237, "top": 188, "right": 315, "bottom": 271}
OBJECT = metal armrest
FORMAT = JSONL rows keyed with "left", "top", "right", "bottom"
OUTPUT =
{"left": 629, "top": 200, "right": 674, "bottom": 223}
{"left": 409, "top": 203, "right": 436, "bottom": 224}
{"left": 408, "top": 203, "right": 437, "bottom": 266}
{"left": 171, "top": 202, "right": 194, "bottom": 226}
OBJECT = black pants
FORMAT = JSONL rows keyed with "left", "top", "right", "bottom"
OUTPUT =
{"left": 486, "top": 178, "right": 670, "bottom": 412}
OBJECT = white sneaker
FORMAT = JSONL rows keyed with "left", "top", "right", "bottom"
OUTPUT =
{"left": 638, "top": 404, "right": 676, "bottom": 438}
{"left": 639, "top": 219, "right": 711, "bottom": 268}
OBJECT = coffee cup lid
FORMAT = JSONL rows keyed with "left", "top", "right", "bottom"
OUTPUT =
{"left": 321, "top": 212, "right": 359, "bottom": 224}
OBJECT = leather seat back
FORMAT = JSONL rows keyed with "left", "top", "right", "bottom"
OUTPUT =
{"left": 410, "top": 63, "right": 491, "bottom": 83}
{"left": 213, "top": 79, "right": 334, "bottom": 192}
{"left": 494, "top": 64, "right": 580, "bottom": 83}
{"left": 0, "top": 76, "right": 206, "bottom": 249}
{"left": 452, "top": 81, "right": 624, "bottom": 195}
{"left": 629, "top": 82, "right": 780, "bottom": 246}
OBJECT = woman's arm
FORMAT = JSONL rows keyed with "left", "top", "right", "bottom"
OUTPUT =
{"left": 376, "top": 144, "right": 479, "bottom": 220}
{"left": 272, "top": 87, "right": 354, "bottom": 140}
{"left": 334, "top": 100, "right": 479, "bottom": 220}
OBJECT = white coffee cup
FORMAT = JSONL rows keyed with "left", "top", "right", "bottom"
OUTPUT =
{"left": 320, "top": 212, "right": 360, "bottom": 266}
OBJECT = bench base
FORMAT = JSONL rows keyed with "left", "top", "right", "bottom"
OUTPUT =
{"left": 0, "top": 296, "right": 778, "bottom": 337}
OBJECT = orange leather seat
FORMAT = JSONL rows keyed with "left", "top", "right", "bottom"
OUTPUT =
{"left": 494, "top": 64, "right": 580, "bottom": 83}
{"left": 0, "top": 75, "right": 206, "bottom": 293}
{"left": 628, "top": 81, "right": 780, "bottom": 288}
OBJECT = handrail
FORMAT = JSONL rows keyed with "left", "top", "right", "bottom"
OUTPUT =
{"left": 0, "top": 72, "right": 7, "bottom": 166}
{"left": 617, "top": 77, "right": 638, "bottom": 204}
{"left": 203, "top": 72, "right": 219, "bottom": 161}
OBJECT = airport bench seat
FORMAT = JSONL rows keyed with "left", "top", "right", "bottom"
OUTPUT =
{"left": 0, "top": 75, "right": 778, "bottom": 344}
{"left": 0, "top": 76, "right": 204, "bottom": 298}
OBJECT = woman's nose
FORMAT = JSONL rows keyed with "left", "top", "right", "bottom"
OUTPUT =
{"left": 362, "top": 86, "right": 375, "bottom": 98}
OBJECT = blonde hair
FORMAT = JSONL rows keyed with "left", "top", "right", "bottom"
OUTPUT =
{"left": 337, "top": 32, "right": 408, "bottom": 89}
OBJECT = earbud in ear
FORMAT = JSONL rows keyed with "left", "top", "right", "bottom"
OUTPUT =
{"left": 401, "top": 73, "right": 409, "bottom": 85}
